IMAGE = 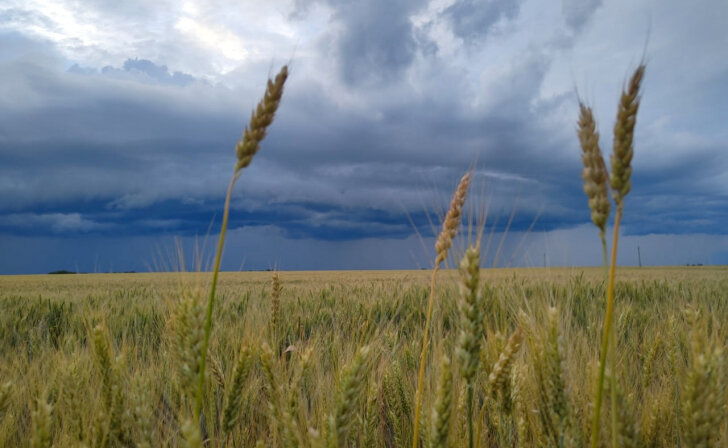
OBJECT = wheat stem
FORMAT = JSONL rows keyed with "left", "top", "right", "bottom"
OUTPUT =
{"left": 413, "top": 267, "right": 439, "bottom": 448}
{"left": 413, "top": 172, "right": 470, "bottom": 448}
{"left": 195, "top": 176, "right": 235, "bottom": 422}
{"left": 590, "top": 210, "right": 622, "bottom": 448}
{"left": 194, "top": 66, "right": 287, "bottom": 423}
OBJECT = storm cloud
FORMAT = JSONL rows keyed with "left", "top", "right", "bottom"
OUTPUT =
{"left": 0, "top": 0, "right": 727, "bottom": 273}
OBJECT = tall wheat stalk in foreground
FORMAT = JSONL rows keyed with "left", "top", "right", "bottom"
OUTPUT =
{"left": 590, "top": 64, "right": 645, "bottom": 448}
{"left": 577, "top": 101, "right": 618, "bottom": 445}
{"left": 412, "top": 172, "right": 471, "bottom": 448}
{"left": 195, "top": 66, "right": 288, "bottom": 423}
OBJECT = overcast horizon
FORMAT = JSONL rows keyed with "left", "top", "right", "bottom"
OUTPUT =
{"left": 1, "top": 0, "right": 727, "bottom": 274}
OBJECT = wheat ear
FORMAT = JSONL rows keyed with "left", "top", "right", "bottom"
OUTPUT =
{"left": 435, "top": 173, "right": 471, "bottom": 265}
{"left": 335, "top": 345, "right": 371, "bottom": 445}
{"left": 270, "top": 271, "right": 282, "bottom": 339}
{"left": 455, "top": 245, "right": 482, "bottom": 448}
{"left": 261, "top": 342, "right": 301, "bottom": 448}
{"left": 489, "top": 327, "right": 524, "bottom": 396}
{"left": 196, "top": 65, "right": 288, "bottom": 423}
{"left": 413, "top": 172, "right": 471, "bottom": 448}
{"left": 577, "top": 102, "right": 610, "bottom": 269}
{"left": 222, "top": 345, "right": 253, "bottom": 434}
{"left": 91, "top": 324, "right": 129, "bottom": 445}
{"left": 610, "top": 65, "right": 644, "bottom": 209}
{"left": 430, "top": 355, "right": 454, "bottom": 448}
{"left": 681, "top": 346, "right": 724, "bottom": 447}
{"left": 235, "top": 66, "right": 289, "bottom": 173}
{"left": 590, "top": 64, "right": 645, "bottom": 448}
{"left": 172, "top": 292, "right": 205, "bottom": 397}
{"left": 30, "top": 395, "right": 53, "bottom": 448}
{"left": 131, "top": 377, "right": 156, "bottom": 448}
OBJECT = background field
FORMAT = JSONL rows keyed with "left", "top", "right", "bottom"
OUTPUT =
{"left": 1, "top": 266, "right": 726, "bottom": 446}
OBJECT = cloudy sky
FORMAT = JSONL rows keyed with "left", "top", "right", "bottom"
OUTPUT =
{"left": 1, "top": 0, "right": 727, "bottom": 274}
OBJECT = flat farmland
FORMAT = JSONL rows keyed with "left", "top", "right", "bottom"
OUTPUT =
{"left": 0, "top": 266, "right": 726, "bottom": 446}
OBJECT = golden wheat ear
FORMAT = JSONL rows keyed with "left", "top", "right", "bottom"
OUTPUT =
{"left": 577, "top": 102, "right": 610, "bottom": 234}
{"left": 435, "top": 172, "right": 472, "bottom": 266}
{"left": 610, "top": 64, "right": 645, "bottom": 208}
{"left": 235, "top": 65, "right": 289, "bottom": 174}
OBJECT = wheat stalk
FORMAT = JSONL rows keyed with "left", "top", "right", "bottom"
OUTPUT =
{"left": 413, "top": 172, "right": 471, "bottom": 448}
{"left": 181, "top": 417, "right": 203, "bottom": 448}
{"left": 195, "top": 65, "right": 288, "bottom": 423}
{"left": 578, "top": 100, "right": 617, "bottom": 447}
{"left": 590, "top": 63, "right": 645, "bottom": 448}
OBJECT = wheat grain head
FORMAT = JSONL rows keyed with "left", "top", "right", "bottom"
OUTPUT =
{"left": 435, "top": 172, "right": 471, "bottom": 266}
{"left": 335, "top": 345, "right": 371, "bottom": 445}
{"left": 235, "top": 66, "right": 289, "bottom": 173}
{"left": 577, "top": 103, "right": 610, "bottom": 233}
{"left": 610, "top": 65, "right": 645, "bottom": 208}
{"left": 489, "top": 327, "right": 524, "bottom": 397}
{"left": 456, "top": 245, "right": 482, "bottom": 383}
{"left": 222, "top": 345, "right": 254, "bottom": 433}
{"left": 430, "top": 354, "right": 454, "bottom": 448}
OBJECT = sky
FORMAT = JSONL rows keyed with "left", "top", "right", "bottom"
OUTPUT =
{"left": 1, "top": 0, "right": 727, "bottom": 274}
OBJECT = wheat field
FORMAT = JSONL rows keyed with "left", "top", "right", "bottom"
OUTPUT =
{"left": 0, "top": 267, "right": 726, "bottom": 447}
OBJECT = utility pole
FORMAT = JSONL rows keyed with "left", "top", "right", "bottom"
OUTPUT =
{"left": 637, "top": 245, "right": 642, "bottom": 267}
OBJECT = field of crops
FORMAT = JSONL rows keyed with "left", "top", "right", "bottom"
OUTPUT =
{"left": 1, "top": 266, "right": 726, "bottom": 447}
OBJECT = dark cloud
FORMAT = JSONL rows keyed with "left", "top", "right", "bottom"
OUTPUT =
{"left": 2, "top": 30, "right": 726, "bottom": 249}
{"left": 443, "top": 0, "right": 524, "bottom": 43}
{"left": 321, "top": 0, "right": 425, "bottom": 86}
{"left": 1, "top": 0, "right": 728, "bottom": 273}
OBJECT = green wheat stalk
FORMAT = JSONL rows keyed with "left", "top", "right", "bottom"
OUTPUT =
{"left": 194, "top": 65, "right": 288, "bottom": 423}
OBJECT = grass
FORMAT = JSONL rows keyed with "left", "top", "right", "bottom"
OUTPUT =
{"left": 1, "top": 63, "right": 727, "bottom": 447}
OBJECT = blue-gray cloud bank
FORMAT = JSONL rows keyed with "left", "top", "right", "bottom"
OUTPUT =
{"left": 1, "top": 0, "right": 727, "bottom": 274}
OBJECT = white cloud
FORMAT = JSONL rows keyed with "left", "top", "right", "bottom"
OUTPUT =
{"left": 174, "top": 17, "right": 248, "bottom": 66}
